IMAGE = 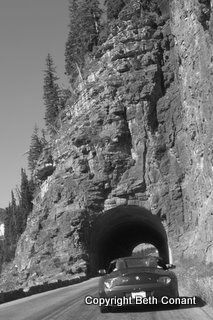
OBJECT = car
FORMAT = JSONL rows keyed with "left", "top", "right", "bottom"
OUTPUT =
{"left": 98, "top": 255, "right": 179, "bottom": 313}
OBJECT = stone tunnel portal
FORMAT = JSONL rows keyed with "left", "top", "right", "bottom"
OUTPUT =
{"left": 90, "top": 205, "right": 169, "bottom": 275}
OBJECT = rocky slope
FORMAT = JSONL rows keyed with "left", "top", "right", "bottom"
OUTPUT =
{"left": 1, "top": 0, "right": 213, "bottom": 290}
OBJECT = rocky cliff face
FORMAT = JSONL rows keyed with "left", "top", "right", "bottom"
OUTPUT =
{"left": 1, "top": 0, "right": 213, "bottom": 290}
{"left": 169, "top": 0, "right": 213, "bottom": 262}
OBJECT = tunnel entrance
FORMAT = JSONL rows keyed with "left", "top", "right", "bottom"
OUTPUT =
{"left": 89, "top": 205, "right": 169, "bottom": 275}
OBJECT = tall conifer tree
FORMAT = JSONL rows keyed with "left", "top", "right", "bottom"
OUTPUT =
{"left": 28, "top": 125, "right": 44, "bottom": 174}
{"left": 20, "top": 169, "right": 33, "bottom": 229}
{"left": 4, "top": 192, "right": 18, "bottom": 261}
{"left": 43, "top": 54, "right": 60, "bottom": 135}
{"left": 4, "top": 205, "right": 12, "bottom": 261}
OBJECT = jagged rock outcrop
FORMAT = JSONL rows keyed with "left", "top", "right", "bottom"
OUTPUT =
{"left": 1, "top": 0, "right": 213, "bottom": 290}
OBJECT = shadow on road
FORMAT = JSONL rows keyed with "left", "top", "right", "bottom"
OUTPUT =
{"left": 106, "top": 296, "right": 206, "bottom": 313}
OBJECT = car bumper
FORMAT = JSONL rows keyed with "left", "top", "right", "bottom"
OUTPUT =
{"left": 99, "top": 284, "right": 178, "bottom": 306}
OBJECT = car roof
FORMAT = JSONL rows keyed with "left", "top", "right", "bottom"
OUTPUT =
{"left": 110, "top": 256, "right": 148, "bottom": 263}
{"left": 110, "top": 255, "right": 161, "bottom": 263}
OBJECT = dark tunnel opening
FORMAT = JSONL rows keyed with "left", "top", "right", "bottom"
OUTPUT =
{"left": 89, "top": 205, "right": 169, "bottom": 275}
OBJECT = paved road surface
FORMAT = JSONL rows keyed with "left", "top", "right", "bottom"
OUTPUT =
{"left": 0, "top": 277, "right": 213, "bottom": 320}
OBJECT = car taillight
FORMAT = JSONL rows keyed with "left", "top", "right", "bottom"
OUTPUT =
{"left": 104, "top": 278, "right": 118, "bottom": 289}
{"left": 157, "top": 276, "right": 171, "bottom": 285}
{"left": 104, "top": 276, "right": 129, "bottom": 289}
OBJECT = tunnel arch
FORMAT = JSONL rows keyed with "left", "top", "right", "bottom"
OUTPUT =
{"left": 89, "top": 205, "right": 169, "bottom": 275}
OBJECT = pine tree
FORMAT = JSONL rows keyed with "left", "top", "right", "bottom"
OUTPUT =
{"left": 3, "top": 173, "right": 34, "bottom": 262}
{"left": 15, "top": 205, "right": 23, "bottom": 237}
{"left": 28, "top": 125, "right": 44, "bottom": 174}
{"left": 43, "top": 53, "right": 60, "bottom": 135}
{"left": 65, "top": 0, "right": 102, "bottom": 80}
{"left": 10, "top": 190, "right": 21, "bottom": 241}
{"left": 58, "top": 87, "right": 72, "bottom": 110}
{"left": 4, "top": 191, "right": 18, "bottom": 261}
{"left": 4, "top": 205, "right": 12, "bottom": 261}
{"left": 40, "top": 129, "right": 48, "bottom": 147}
{"left": 19, "top": 169, "right": 33, "bottom": 229}
{"left": 10, "top": 191, "right": 17, "bottom": 229}
{"left": 104, "top": 0, "right": 125, "bottom": 20}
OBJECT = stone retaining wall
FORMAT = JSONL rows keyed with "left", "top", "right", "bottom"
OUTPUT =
{"left": 0, "top": 275, "right": 87, "bottom": 304}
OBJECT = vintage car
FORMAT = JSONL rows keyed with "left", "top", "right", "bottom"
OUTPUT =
{"left": 98, "top": 255, "right": 179, "bottom": 313}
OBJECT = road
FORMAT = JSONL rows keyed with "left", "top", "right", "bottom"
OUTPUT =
{"left": 0, "top": 277, "right": 213, "bottom": 320}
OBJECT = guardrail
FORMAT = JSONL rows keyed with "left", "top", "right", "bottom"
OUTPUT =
{"left": 0, "top": 274, "right": 87, "bottom": 304}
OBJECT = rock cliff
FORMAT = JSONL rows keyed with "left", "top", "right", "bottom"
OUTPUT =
{"left": 1, "top": 0, "right": 213, "bottom": 290}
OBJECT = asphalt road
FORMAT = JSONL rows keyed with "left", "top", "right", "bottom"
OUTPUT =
{"left": 0, "top": 277, "right": 213, "bottom": 320}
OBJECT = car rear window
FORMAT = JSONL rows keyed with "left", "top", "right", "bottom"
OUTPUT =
{"left": 124, "top": 257, "right": 158, "bottom": 268}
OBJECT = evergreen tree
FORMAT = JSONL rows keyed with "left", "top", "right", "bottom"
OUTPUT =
{"left": 58, "top": 87, "right": 72, "bottom": 110}
{"left": 19, "top": 168, "right": 33, "bottom": 229}
{"left": 4, "top": 192, "right": 18, "bottom": 261}
{"left": 3, "top": 172, "right": 35, "bottom": 262}
{"left": 41, "top": 129, "right": 48, "bottom": 148}
{"left": 28, "top": 125, "right": 44, "bottom": 174}
{"left": 104, "top": 0, "right": 125, "bottom": 20}
{"left": 65, "top": 0, "right": 102, "bottom": 80}
{"left": 10, "top": 190, "right": 17, "bottom": 231}
{"left": 15, "top": 204, "right": 23, "bottom": 237}
{"left": 43, "top": 53, "right": 60, "bottom": 135}
{"left": 4, "top": 205, "right": 12, "bottom": 261}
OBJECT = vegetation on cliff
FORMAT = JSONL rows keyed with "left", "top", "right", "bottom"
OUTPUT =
{"left": 3, "top": 170, "right": 34, "bottom": 262}
{"left": 104, "top": 0, "right": 125, "bottom": 20}
{"left": 65, "top": 0, "right": 101, "bottom": 82}
{"left": 43, "top": 53, "right": 61, "bottom": 136}
{"left": 28, "top": 126, "right": 47, "bottom": 174}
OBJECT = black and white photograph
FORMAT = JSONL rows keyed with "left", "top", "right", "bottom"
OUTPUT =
{"left": 0, "top": 0, "right": 213, "bottom": 319}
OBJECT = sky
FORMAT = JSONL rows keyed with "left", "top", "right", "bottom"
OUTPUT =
{"left": 0, "top": 0, "right": 70, "bottom": 208}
